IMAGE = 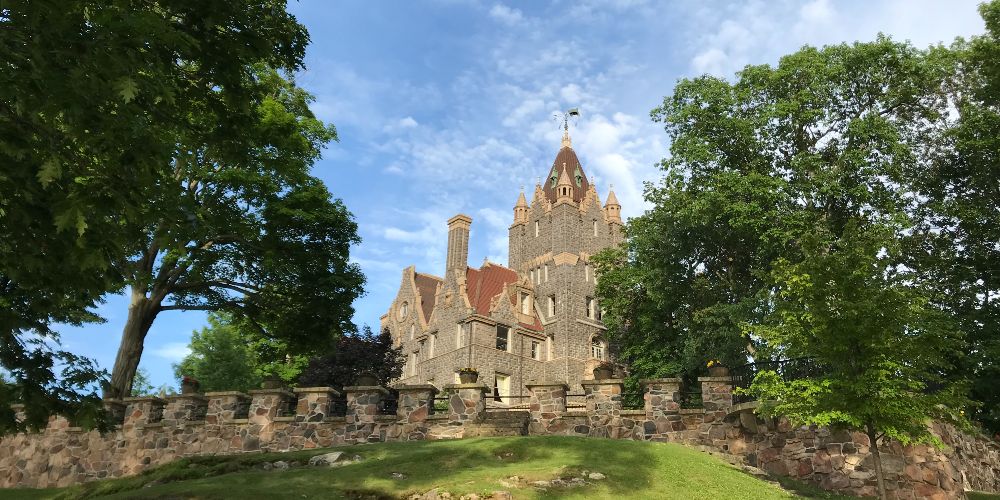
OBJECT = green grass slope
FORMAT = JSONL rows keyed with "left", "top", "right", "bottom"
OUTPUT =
{"left": 1, "top": 436, "right": 858, "bottom": 499}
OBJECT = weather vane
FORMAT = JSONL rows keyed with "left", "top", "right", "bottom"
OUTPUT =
{"left": 553, "top": 108, "right": 581, "bottom": 131}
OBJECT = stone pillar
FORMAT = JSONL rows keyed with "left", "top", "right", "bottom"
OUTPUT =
{"left": 123, "top": 396, "right": 166, "bottom": 427}
{"left": 443, "top": 383, "right": 487, "bottom": 423}
{"left": 204, "top": 392, "right": 251, "bottom": 424}
{"left": 582, "top": 379, "right": 624, "bottom": 438}
{"left": 581, "top": 379, "right": 623, "bottom": 414}
{"left": 10, "top": 404, "right": 26, "bottom": 423}
{"left": 161, "top": 394, "right": 208, "bottom": 425}
{"left": 395, "top": 384, "right": 437, "bottom": 422}
{"left": 699, "top": 377, "right": 733, "bottom": 413}
{"left": 247, "top": 389, "right": 295, "bottom": 425}
{"left": 642, "top": 378, "right": 683, "bottom": 436}
{"left": 642, "top": 378, "right": 681, "bottom": 418}
{"left": 344, "top": 385, "right": 389, "bottom": 442}
{"left": 102, "top": 399, "right": 127, "bottom": 425}
{"left": 526, "top": 382, "right": 568, "bottom": 434}
{"left": 293, "top": 387, "right": 340, "bottom": 422}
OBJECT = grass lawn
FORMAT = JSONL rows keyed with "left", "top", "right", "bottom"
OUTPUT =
{"left": 0, "top": 435, "right": 924, "bottom": 499}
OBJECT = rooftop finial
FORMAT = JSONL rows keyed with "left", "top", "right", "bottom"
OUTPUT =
{"left": 555, "top": 108, "right": 580, "bottom": 149}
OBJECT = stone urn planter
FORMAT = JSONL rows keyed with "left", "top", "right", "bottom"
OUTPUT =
{"left": 593, "top": 363, "right": 614, "bottom": 380}
{"left": 707, "top": 361, "right": 729, "bottom": 377}
{"left": 355, "top": 372, "right": 378, "bottom": 386}
{"left": 260, "top": 375, "right": 283, "bottom": 390}
{"left": 458, "top": 368, "right": 479, "bottom": 384}
{"left": 180, "top": 376, "right": 200, "bottom": 394}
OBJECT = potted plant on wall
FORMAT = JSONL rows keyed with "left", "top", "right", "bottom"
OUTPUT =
{"left": 180, "top": 375, "right": 200, "bottom": 394}
{"left": 707, "top": 359, "right": 729, "bottom": 377}
{"left": 458, "top": 367, "right": 479, "bottom": 384}
{"left": 593, "top": 362, "right": 615, "bottom": 380}
{"left": 355, "top": 371, "right": 378, "bottom": 386}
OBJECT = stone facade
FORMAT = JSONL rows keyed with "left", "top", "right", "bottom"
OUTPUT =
{"left": 381, "top": 129, "right": 624, "bottom": 399}
{"left": 3, "top": 382, "right": 998, "bottom": 498}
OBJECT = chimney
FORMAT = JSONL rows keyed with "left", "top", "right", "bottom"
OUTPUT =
{"left": 446, "top": 214, "right": 472, "bottom": 274}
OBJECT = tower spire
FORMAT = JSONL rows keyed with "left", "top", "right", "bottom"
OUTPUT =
{"left": 561, "top": 114, "right": 572, "bottom": 148}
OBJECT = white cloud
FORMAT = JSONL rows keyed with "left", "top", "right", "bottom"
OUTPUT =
{"left": 150, "top": 342, "right": 190, "bottom": 362}
{"left": 489, "top": 4, "right": 523, "bottom": 25}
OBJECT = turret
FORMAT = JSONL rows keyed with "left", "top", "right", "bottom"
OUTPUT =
{"left": 513, "top": 188, "right": 529, "bottom": 225}
{"left": 604, "top": 187, "right": 621, "bottom": 224}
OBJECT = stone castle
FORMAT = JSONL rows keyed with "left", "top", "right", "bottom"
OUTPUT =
{"left": 381, "top": 126, "right": 624, "bottom": 400}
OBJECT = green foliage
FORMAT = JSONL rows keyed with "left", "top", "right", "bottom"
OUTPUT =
{"left": 904, "top": 0, "right": 1000, "bottom": 434}
{"left": 297, "top": 326, "right": 404, "bottom": 390}
{"left": 173, "top": 313, "right": 311, "bottom": 392}
{"left": 129, "top": 368, "right": 156, "bottom": 397}
{"left": 596, "top": 22, "right": 981, "bottom": 490}
{"left": 0, "top": 0, "right": 319, "bottom": 432}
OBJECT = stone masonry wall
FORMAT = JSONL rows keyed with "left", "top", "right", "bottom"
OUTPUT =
{"left": 2, "top": 379, "right": 998, "bottom": 499}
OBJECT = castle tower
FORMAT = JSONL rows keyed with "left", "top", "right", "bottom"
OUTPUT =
{"left": 604, "top": 186, "right": 622, "bottom": 224}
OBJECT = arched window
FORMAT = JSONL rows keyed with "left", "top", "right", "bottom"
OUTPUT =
{"left": 591, "top": 337, "right": 606, "bottom": 360}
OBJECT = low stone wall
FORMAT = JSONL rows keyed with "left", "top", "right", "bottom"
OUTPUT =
{"left": 2, "top": 378, "right": 997, "bottom": 499}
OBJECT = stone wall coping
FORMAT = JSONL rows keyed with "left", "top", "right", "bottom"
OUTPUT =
{"left": 273, "top": 416, "right": 295, "bottom": 422}
{"left": 342, "top": 386, "right": 390, "bottom": 395}
{"left": 729, "top": 401, "right": 760, "bottom": 413}
{"left": 580, "top": 378, "right": 625, "bottom": 385}
{"left": 204, "top": 391, "right": 251, "bottom": 398}
{"left": 163, "top": 394, "right": 208, "bottom": 402}
{"left": 394, "top": 384, "right": 438, "bottom": 393}
{"left": 679, "top": 408, "right": 706, "bottom": 414}
{"left": 697, "top": 376, "right": 733, "bottom": 382}
{"left": 292, "top": 387, "right": 341, "bottom": 395}
{"left": 122, "top": 396, "right": 166, "bottom": 404}
{"left": 620, "top": 409, "right": 646, "bottom": 416}
{"left": 525, "top": 382, "right": 569, "bottom": 389}
{"left": 442, "top": 383, "right": 489, "bottom": 391}
{"left": 246, "top": 389, "right": 296, "bottom": 397}
{"left": 640, "top": 378, "right": 683, "bottom": 384}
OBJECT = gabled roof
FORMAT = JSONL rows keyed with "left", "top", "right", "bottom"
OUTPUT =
{"left": 542, "top": 146, "right": 590, "bottom": 203}
{"left": 413, "top": 272, "right": 442, "bottom": 324}
{"left": 466, "top": 262, "right": 542, "bottom": 332}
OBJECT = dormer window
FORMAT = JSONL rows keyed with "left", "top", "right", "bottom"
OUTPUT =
{"left": 520, "top": 292, "right": 531, "bottom": 315}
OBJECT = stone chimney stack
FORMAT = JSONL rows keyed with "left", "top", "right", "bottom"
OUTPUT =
{"left": 446, "top": 214, "right": 472, "bottom": 274}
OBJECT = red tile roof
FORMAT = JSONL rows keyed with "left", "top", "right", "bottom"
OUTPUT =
{"left": 542, "top": 146, "right": 590, "bottom": 203}
{"left": 466, "top": 263, "right": 543, "bottom": 332}
{"left": 413, "top": 272, "right": 441, "bottom": 323}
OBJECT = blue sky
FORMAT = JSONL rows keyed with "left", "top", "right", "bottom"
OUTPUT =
{"left": 56, "top": 0, "right": 987, "bottom": 389}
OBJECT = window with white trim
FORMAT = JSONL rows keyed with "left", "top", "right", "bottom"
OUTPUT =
{"left": 591, "top": 338, "right": 606, "bottom": 360}
{"left": 547, "top": 295, "right": 555, "bottom": 317}
{"left": 520, "top": 292, "right": 531, "bottom": 315}
{"left": 429, "top": 333, "right": 436, "bottom": 358}
{"left": 530, "top": 341, "right": 541, "bottom": 361}
{"left": 593, "top": 220, "right": 598, "bottom": 236}
{"left": 534, "top": 221, "right": 539, "bottom": 237}
{"left": 544, "top": 264, "right": 549, "bottom": 282}
{"left": 586, "top": 297, "right": 596, "bottom": 319}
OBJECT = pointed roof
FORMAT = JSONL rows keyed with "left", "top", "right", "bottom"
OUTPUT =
{"left": 413, "top": 272, "right": 442, "bottom": 324}
{"left": 515, "top": 190, "right": 528, "bottom": 207}
{"left": 542, "top": 145, "right": 590, "bottom": 203}
{"left": 464, "top": 262, "right": 542, "bottom": 332}
{"left": 605, "top": 188, "right": 620, "bottom": 207}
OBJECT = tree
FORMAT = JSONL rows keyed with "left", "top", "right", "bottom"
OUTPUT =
{"left": 130, "top": 368, "right": 156, "bottom": 397}
{"left": 104, "top": 66, "right": 363, "bottom": 399}
{"left": 1, "top": 0, "right": 317, "bottom": 430}
{"left": 297, "top": 327, "right": 404, "bottom": 390}
{"left": 906, "top": 0, "right": 1000, "bottom": 435}
{"left": 597, "top": 32, "right": 974, "bottom": 500}
{"left": 748, "top": 225, "right": 968, "bottom": 499}
{"left": 172, "top": 313, "right": 294, "bottom": 393}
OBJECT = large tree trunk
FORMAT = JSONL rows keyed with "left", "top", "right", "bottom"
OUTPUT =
{"left": 107, "top": 286, "right": 162, "bottom": 399}
{"left": 867, "top": 423, "right": 887, "bottom": 500}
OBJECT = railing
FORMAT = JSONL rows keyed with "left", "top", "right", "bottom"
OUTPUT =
{"left": 679, "top": 389, "right": 702, "bottom": 409}
{"left": 730, "top": 357, "right": 821, "bottom": 405}
{"left": 330, "top": 398, "right": 348, "bottom": 417}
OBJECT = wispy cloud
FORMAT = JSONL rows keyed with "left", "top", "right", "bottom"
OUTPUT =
{"left": 150, "top": 342, "right": 191, "bottom": 362}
